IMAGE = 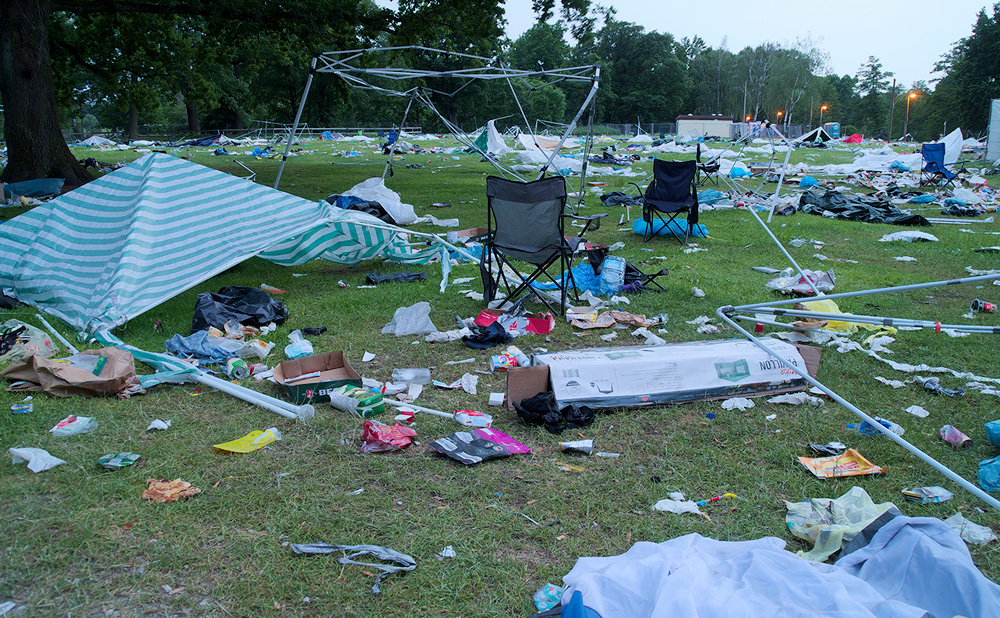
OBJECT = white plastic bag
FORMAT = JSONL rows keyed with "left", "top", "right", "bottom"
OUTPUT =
{"left": 342, "top": 177, "right": 417, "bottom": 224}
{"left": 10, "top": 447, "right": 66, "bottom": 472}
{"left": 284, "top": 330, "right": 313, "bottom": 359}
{"left": 381, "top": 302, "right": 439, "bottom": 337}
{"left": 49, "top": 415, "right": 98, "bottom": 436}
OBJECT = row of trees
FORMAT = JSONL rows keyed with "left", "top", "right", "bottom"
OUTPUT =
{"left": 2, "top": 0, "right": 998, "bottom": 186}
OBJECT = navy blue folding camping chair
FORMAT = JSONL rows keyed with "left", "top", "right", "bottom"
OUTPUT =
{"left": 919, "top": 142, "right": 957, "bottom": 188}
{"left": 632, "top": 159, "right": 699, "bottom": 244}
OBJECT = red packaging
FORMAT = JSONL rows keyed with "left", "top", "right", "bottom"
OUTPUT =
{"left": 474, "top": 309, "right": 555, "bottom": 335}
{"left": 361, "top": 421, "right": 417, "bottom": 453}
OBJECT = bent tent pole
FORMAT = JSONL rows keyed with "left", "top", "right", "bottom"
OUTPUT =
{"left": 537, "top": 66, "right": 600, "bottom": 181}
{"left": 715, "top": 305, "right": 1000, "bottom": 512}
{"left": 762, "top": 122, "right": 795, "bottom": 223}
{"left": 745, "top": 204, "right": 823, "bottom": 297}
{"left": 274, "top": 54, "right": 319, "bottom": 190}
{"left": 382, "top": 97, "right": 414, "bottom": 181}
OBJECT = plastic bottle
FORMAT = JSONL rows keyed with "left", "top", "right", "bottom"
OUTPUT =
{"left": 391, "top": 368, "right": 431, "bottom": 385}
{"left": 601, "top": 255, "right": 626, "bottom": 293}
{"left": 505, "top": 345, "right": 531, "bottom": 368}
{"left": 843, "top": 417, "right": 904, "bottom": 437}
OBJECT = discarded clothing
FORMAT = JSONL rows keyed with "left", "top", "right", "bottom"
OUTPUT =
{"left": 599, "top": 191, "right": 643, "bottom": 206}
{"left": 462, "top": 322, "right": 513, "bottom": 349}
{"left": 514, "top": 391, "right": 595, "bottom": 434}
{"left": 165, "top": 331, "right": 243, "bottom": 364}
{"left": 799, "top": 189, "right": 930, "bottom": 226}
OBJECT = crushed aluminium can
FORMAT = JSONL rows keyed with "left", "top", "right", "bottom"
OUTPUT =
{"left": 940, "top": 424, "right": 972, "bottom": 449}
{"left": 970, "top": 299, "right": 997, "bottom": 313}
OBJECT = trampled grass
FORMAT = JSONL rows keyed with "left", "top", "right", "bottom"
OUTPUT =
{"left": 1, "top": 137, "right": 999, "bottom": 616}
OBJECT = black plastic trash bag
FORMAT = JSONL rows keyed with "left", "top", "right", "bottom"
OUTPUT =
{"left": 514, "top": 391, "right": 595, "bottom": 434}
{"left": 191, "top": 286, "right": 287, "bottom": 332}
{"left": 462, "top": 322, "right": 513, "bottom": 349}
{"left": 799, "top": 189, "right": 931, "bottom": 226}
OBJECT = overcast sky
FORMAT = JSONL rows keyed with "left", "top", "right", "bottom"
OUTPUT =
{"left": 504, "top": 0, "right": 991, "bottom": 87}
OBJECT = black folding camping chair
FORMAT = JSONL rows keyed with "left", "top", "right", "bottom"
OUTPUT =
{"left": 632, "top": 158, "right": 699, "bottom": 244}
{"left": 480, "top": 175, "right": 606, "bottom": 315}
{"left": 696, "top": 143, "right": 722, "bottom": 186}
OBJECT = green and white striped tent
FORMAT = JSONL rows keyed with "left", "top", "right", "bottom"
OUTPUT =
{"left": 0, "top": 153, "right": 447, "bottom": 334}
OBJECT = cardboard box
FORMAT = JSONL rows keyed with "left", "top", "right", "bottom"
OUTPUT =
{"left": 506, "top": 340, "right": 821, "bottom": 410}
{"left": 273, "top": 351, "right": 361, "bottom": 404}
{"left": 474, "top": 308, "right": 555, "bottom": 335}
{"left": 454, "top": 227, "right": 489, "bottom": 242}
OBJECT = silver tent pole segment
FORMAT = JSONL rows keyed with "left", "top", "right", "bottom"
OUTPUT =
{"left": 734, "top": 307, "right": 1000, "bottom": 333}
{"left": 537, "top": 66, "right": 600, "bottom": 181}
{"left": 746, "top": 205, "right": 823, "bottom": 296}
{"left": 763, "top": 122, "right": 795, "bottom": 223}
{"left": 36, "top": 314, "right": 78, "bottom": 354}
{"left": 727, "top": 311, "right": 999, "bottom": 335}
{"left": 382, "top": 97, "right": 414, "bottom": 181}
{"left": 715, "top": 305, "right": 1000, "bottom": 512}
{"left": 274, "top": 54, "right": 318, "bottom": 189}
{"left": 192, "top": 372, "right": 314, "bottom": 420}
{"left": 735, "top": 273, "right": 1000, "bottom": 312}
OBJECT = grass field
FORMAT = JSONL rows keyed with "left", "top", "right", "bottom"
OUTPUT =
{"left": 1, "top": 137, "right": 999, "bottom": 617}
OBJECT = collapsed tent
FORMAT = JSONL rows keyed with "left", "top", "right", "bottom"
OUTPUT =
{"left": 794, "top": 127, "right": 832, "bottom": 144}
{"left": 471, "top": 119, "right": 513, "bottom": 156}
{"left": 80, "top": 135, "right": 116, "bottom": 147}
{"left": 799, "top": 189, "right": 931, "bottom": 226}
{"left": 0, "top": 153, "right": 451, "bottom": 334}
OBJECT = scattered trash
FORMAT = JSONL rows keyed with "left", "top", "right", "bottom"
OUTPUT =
{"left": 284, "top": 330, "right": 314, "bottom": 359}
{"left": 382, "top": 302, "right": 439, "bottom": 336}
{"left": 488, "top": 392, "right": 505, "bottom": 406}
{"left": 985, "top": 419, "right": 1000, "bottom": 447}
{"left": 365, "top": 271, "right": 427, "bottom": 285}
{"left": 894, "top": 256, "right": 918, "bottom": 262}
{"left": 652, "top": 491, "right": 704, "bottom": 516}
{"left": 329, "top": 386, "right": 385, "bottom": 419}
{"left": 429, "top": 428, "right": 530, "bottom": 465}
{"left": 901, "top": 486, "right": 954, "bottom": 504}
{"left": 392, "top": 367, "right": 431, "bottom": 384}
{"left": 273, "top": 352, "right": 362, "bottom": 404}
{"left": 49, "top": 415, "right": 98, "bottom": 436}
{"left": 191, "top": 286, "right": 287, "bottom": 331}
{"left": 214, "top": 427, "right": 282, "bottom": 453}
{"left": 944, "top": 513, "right": 998, "bottom": 545}
{"left": 843, "top": 417, "right": 904, "bottom": 436}
{"left": 97, "top": 452, "right": 141, "bottom": 470}
{"left": 533, "top": 583, "right": 564, "bottom": 612}
{"left": 692, "top": 287, "right": 705, "bottom": 297}
{"left": 785, "top": 486, "right": 896, "bottom": 561}
{"left": 362, "top": 352, "right": 376, "bottom": 362}
{"left": 290, "top": 543, "right": 416, "bottom": 595}
{"left": 142, "top": 478, "right": 201, "bottom": 503}
{"left": 559, "top": 439, "right": 594, "bottom": 455}
{"left": 970, "top": 298, "right": 997, "bottom": 313}
{"left": 225, "top": 357, "right": 251, "bottom": 379}
{"left": 766, "top": 268, "right": 836, "bottom": 295}
{"left": 721, "top": 397, "right": 754, "bottom": 411}
{"left": 905, "top": 405, "right": 930, "bottom": 418}
{"left": 798, "top": 448, "right": 883, "bottom": 478}
{"left": 437, "top": 546, "right": 456, "bottom": 559}
{"left": 595, "top": 451, "right": 620, "bottom": 458}
{"left": 915, "top": 376, "right": 964, "bottom": 398}
{"left": 765, "top": 413, "right": 777, "bottom": 421}
{"left": 801, "top": 441, "right": 847, "bottom": 455}
{"left": 9, "top": 447, "right": 65, "bottom": 473}
{"left": 939, "top": 424, "right": 972, "bottom": 449}
{"left": 9, "top": 403, "right": 32, "bottom": 414}
{"left": 878, "top": 231, "right": 939, "bottom": 243}
{"left": 767, "top": 392, "right": 822, "bottom": 406}
{"left": 514, "top": 391, "right": 595, "bottom": 434}
{"left": 361, "top": 421, "right": 417, "bottom": 453}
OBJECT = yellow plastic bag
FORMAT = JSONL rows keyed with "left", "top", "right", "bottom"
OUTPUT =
{"left": 214, "top": 427, "right": 281, "bottom": 453}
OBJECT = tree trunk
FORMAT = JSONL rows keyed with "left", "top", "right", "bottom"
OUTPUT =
{"left": 129, "top": 104, "right": 138, "bottom": 141}
{"left": 186, "top": 102, "right": 199, "bottom": 133}
{"left": 0, "top": 0, "right": 92, "bottom": 188}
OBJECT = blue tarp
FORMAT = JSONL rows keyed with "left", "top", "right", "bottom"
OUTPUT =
{"left": 631, "top": 217, "right": 708, "bottom": 238}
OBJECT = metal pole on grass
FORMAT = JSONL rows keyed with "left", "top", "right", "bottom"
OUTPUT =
{"left": 715, "top": 306, "right": 1000, "bottom": 512}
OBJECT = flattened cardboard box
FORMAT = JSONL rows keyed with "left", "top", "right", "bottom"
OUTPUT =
{"left": 506, "top": 340, "right": 821, "bottom": 410}
{"left": 273, "top": 351, "right": 361, "bottom": 404}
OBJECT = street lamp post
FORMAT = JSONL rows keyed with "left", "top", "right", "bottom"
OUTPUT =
{"left": 903, "top": 92, "right": 917, "bottom": 141}
{"left": 776, "top": 110, "right": 783, "bottom": 130}
{"left": 819, "top": 105, "right": 827, "bottom": 127}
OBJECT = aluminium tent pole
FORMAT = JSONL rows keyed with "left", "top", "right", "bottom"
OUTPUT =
{"left": 382, "top": 97, "right": 414, "bottom": 181}
{"left": 716, "top": 305, "right": 1000, "bottom": 512}
{"left": 745, "top": 205, "right": 823, "bottom": 297}
{"left": 274, "top": 54, "right": 319, "bottom": 189}
{"left": 763, "top": 121, "right": 794, "bottom": 223}
{"left": 36, "top": 314, "right": 79, "bottom": 354}
{"left": 538, "top": 66, "right": 600, "bottom": 180}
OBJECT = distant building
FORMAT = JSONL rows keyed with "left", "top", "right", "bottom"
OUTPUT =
{"left": 676, "top": 114, "right": 734, "bottom": 138}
